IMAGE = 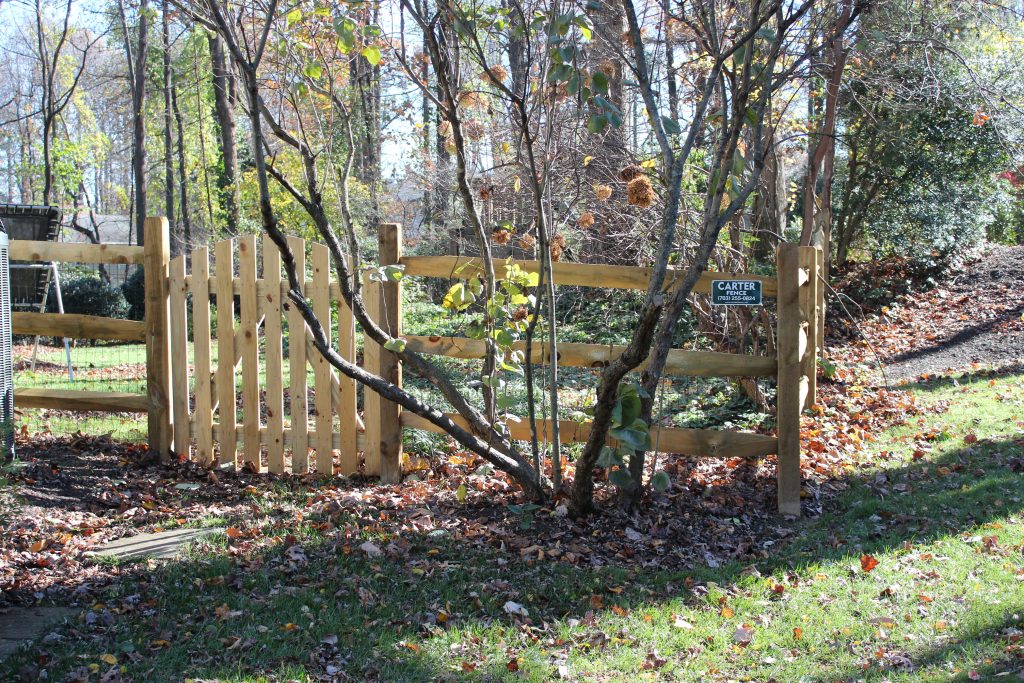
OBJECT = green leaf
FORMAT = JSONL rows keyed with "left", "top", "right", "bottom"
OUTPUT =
{"left": 442, "top": 282, "right": 475, "bottom": 311}
{"left": 303, "top": 63, "right": 323, "bottom": 80}
{"left": 591, "top": 70, "right": 609, "bottom": 95}
{"left": 334, "top": 17, "right": 356, "bottom": 52}
{"left": 611, "top": 391, "right": 641, "bottom": 427}
{"left": 361, "top": 45, "right": 382, "bottom": 66}
{"left": 661, "top": 116, "right": 681, "bottom": 135}
{"left": 587, "top": 114, "right": 608, "bottom": 134}
{"left": 383, "top": 338, "right": 406, "bottom": 353}
{"left": 651, "top": 471, "right": 671, "bottom": 492}
{"left": 596, "top": 446, "right": 622, "bottom": 468}
{"left": 608, "top": 468, "right": 633, "bottom": 488}
{"left": 286, "top": 8, "right": 302, "bottom": 27}
{"left": 383, "top": 264, "right": 405, "bottom": 282}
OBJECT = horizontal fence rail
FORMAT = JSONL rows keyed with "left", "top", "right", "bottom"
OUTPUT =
{"left": 12, "top": 312, "right": 146, "bottom": 342}
{"left": 403, "top": 334, "right": 778, "bottom": 377}
{"left": 10, "top": 223, "right": 165, "bottom": 443}
{"left": 14, "top": 388, "right": 149, "bottom": 412}
{"left": 399, "top": 255, "right": 780, "bottom": 295}
{"left": 9, "top": 240, "right": 145, "bottom": 265}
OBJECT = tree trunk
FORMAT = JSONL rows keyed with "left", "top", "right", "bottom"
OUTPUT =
{"left": 132, "top": 0, "right": 149, "bottom": 246}
{"left": 209, "top": 31, "right": 240, "bottom": 235}
{"left": 162, "top": 0, "right": 177, "bottom": 254}
{"left": 171, "top": 72, "right": 193, "bottom": 248}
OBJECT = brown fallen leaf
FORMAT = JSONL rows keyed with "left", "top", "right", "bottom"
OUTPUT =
{"left": 860, "top": 554, "right": 880, "bottom": 572}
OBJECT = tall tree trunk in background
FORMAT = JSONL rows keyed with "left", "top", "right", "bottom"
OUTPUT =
{"left": 585, "top": 0, "right": 626, "bottom": 260}
{"left": 171, "top": 73, "right": 193, "bottom": 248}
{"left": 209, "top": 31, "right": 240, "bottom": 235}
{"left": 350, "top": 0, "right": 382, "bottom": 227}
{"left": 162, "top": 0, "right": 178, "bottom": 253}
{"left": 752, "top": 127, "right": 786, "bottom": 263}
{"left": 420, "top": 35, "right": 433, "bottom": 235}
{"left": 800, "top": 0, "right": 852, "bottom": 277}
{"left": 131, "top": 0, "right": 149, "bottom": 245}
{"left": 434, "top": 5, "right": 457, "bottom": 247}
{"left": 505, "top": 0, "right": 526, "bottom": 96}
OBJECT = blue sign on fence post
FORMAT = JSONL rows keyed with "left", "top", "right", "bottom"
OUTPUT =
{"left": 710, "top": 279, "right": 763, "bottom": 306}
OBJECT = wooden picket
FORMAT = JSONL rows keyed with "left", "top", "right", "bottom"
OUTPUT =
{"left": 286, "top": 236, "right": 309, "bottom": 473}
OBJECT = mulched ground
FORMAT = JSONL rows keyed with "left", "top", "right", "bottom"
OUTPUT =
{"left": 830, "top": 243, "right": 1024, "bottom": 382}
{"left": 1, "top": 372, "right": 924, "bottom": 612}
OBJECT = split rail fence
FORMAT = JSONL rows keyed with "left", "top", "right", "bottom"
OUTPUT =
{"left": 11, "top": 217, "right": 823, "bottom": 515}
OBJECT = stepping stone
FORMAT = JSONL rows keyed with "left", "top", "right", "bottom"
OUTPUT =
{"left": 0, "top": 607, "right": 74, "bottom": 660}
{"left": 87, "top": 527, "right": 225, "bottom": 561}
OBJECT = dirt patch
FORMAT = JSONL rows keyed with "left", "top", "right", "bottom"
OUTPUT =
{"left": 830, "top": 244, "right": 1024, "bottom": 383}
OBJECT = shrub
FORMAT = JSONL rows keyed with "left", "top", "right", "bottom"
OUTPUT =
{"left": 48, "top": 275, "right": 129, "bottom": 319}
{"left": 121, "top": 266, "right": 146, "bottom": 320}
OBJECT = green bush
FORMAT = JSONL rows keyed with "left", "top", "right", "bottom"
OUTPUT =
{"left": 121, "top": 266, "right": 146, "bottom": 320}
{"left": 48, "top": 275, "right": 129, "bottom": 319}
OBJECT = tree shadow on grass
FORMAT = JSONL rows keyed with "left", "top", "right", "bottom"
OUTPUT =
{"left": 2, "top": 430, "right": 1022, "bottom": 682}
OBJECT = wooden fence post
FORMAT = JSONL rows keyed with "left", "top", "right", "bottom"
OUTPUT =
{"left": 801, "top": 247, "right": 820, "bottom": 410}
{"left": 815, "top": 246, "right": 826, "bottom": 374}
{"left": 144, "top": 217, "right": 172, "bottom": 461}
{"left": 776, "top": 244, "right": 805, "bottom": 516}
{"left": 377, "top": 223, "right": 403, "bottom": 484}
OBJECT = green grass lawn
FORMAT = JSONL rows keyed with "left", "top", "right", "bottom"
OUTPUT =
{"left": 2, "top": 368, "right": 1022, "bottom": 681}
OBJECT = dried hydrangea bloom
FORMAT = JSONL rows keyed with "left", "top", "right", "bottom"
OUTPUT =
{"left": 550, "top": 234, "right": 566, "bottom": 261}
{"left": 594, "top": 184, "right": 613, "bottom": 201}
{"left": 492, "top": 229, "right": 512, "bottom": 245}
{"left": 578, "top": 212, "right": 595, "bottom": 229}
{"left": 481, "top": 65, "right": 508, "bottom": 85}
{"left": 627, "top": 176, "right": 655, "bottom": 208}
{"left": 518, "top": 233, "right": 536, "bottom": 250}
{"left": 618, "top": 164, "right": 643, "bottom": 182}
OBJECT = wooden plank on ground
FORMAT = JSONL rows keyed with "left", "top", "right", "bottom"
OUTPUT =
{"left": 287, "top": 236, "right": 309, "bottom": 474}
{"left": 12, "top": 313, "right": 145, "bottom": 342}
{"left": 403, "top": 335, "right": 777, "bottom": 377}
{"left": 15, "top": 388, "right": 148, "bottom": 412}
{"left": 263, "top": 239, "right": 286, "bottom": 473}
{"left": 399, "top": 412, "right": 778, "bottom": 459}
{"left": 191, "top": 246, "right": 214, "bottom": 465}
{"left": 9, "top": 240, "right": 145, "bottom": 265}
{"left": 169, "top": 255, "right": 191, "bottom": 459}
{"left": 311, "top": 243, "right": 333, "bottom": 475}
{"left": 214, "top": 239, "right": 237, "bottom": 467}
{"left": 398, "top": 255, "right": 778, "bottom": 296}
{"left": 238, "top": 235, "right": 262, "bottom": 472}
